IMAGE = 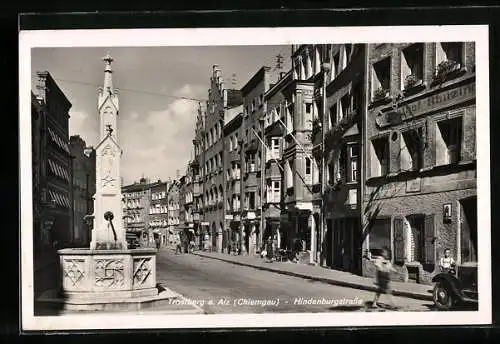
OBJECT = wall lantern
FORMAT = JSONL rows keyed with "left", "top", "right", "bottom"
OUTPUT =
{"left": 443, "top": 203, "right": 452, "bottom": 224}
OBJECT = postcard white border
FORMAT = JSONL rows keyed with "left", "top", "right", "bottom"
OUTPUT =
{"left": 20, "top": 25, "right": 491, "bottom": 331}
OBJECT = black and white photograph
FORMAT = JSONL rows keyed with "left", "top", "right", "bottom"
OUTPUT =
{"left": 19, "top": 26, "right": 491, "bottom": 331}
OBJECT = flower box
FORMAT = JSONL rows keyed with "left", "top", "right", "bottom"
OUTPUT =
{"left": 432, "top": 60, "right": 464, "bottom": 85}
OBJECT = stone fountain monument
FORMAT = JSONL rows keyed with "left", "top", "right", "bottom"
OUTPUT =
{"left": 37, "top": 54, "right": 181, "bottom": 313}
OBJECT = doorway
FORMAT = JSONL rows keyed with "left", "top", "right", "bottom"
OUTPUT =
{"left": 460, "top": 196, "right": 477, "bottom": 263}
{"left": 332, "top": 218, "right": 355, "bottom": 272}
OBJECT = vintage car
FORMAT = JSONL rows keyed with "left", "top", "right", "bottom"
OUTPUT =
{"left": 432, "top": 261, "right": 478, "bottom": 310}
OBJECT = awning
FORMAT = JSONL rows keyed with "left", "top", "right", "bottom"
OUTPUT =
{"left": 48, "top": 189, "right": 70, "bottom": 208}
{"left": 48, "top": 158, "right": 70, "bottom": 182}
{"left": 47, "top": 127, "right": 70, "bottom": 154}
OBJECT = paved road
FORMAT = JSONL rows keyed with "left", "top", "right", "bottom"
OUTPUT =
{"left": 157, "top": 249, "right": 435, "bottom": 314}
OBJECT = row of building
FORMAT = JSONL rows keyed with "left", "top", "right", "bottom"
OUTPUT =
{"left": 174, "top": 42, "right": 477, "bottom": 285}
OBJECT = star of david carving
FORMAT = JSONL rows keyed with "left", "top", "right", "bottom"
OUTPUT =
{"left": 102, "top": 175, "right": 116, "bottom": 187}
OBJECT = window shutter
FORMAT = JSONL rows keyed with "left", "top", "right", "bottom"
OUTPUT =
{"left": 462, "top": 111, "right": 476, "bottom": 161}
{"left": 424, "top": 214, "right": 436, "bottom": 264}
{"left": 393, "top": 217, "right": 405, "bottom": 263}
{"left": 389, "top": 132, "right": 401, "bottom": 174}
{"left": 424, "top": 119, "right": 436, "bottom": 169}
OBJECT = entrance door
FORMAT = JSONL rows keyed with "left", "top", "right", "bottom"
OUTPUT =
{"left": 325, "top": 220, "right": 333, "bottom": 267}
{"left": 460, "top": 197, "right": 477, "bottom": 263}
{"left": 333, "top": 219, "right": 343, "bottom": 269}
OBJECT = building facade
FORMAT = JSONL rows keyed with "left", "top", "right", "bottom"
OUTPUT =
{"left": 70, "top": 135, "right": 96, "bottom": 247}
{"left": 191, "top": 104, "right": 205, "bottom": 248}
{"left": 223, "top": 111, "right": 243, "bottom": 251}
{"left": 32, "top": 92, "right": 44, "bottom": 251}
{"left": 200, "top": 65, "right": 243, "bottom": 252}
{"left": 167, "top": 179, "right": 181, "bottom": 242}
{"left": 122, "top": 178, "right": 151, "bottom": 244}
{"left": 240, "top": 66, "right": 273, "bottom": 255}
{"left": 319, "top": 44, "right": 366, "bottom": 274}
{"left": 263, "top": 71, "right": 292, "bottom": 250}
{"left": 362, "top": 42, "right": 477, "bottom": 284}
{"left": 148, "top": 180, "right": 169, "bottom": 246}
{"left": 280, "top": 47, "right": 320, "bottom": 264}
{"left": 34, "top": 71, "right": 74, "bottom": 248}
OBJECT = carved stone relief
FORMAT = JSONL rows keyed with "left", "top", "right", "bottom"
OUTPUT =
{"left": 94, "top": 259, "right": 125, "bottom": 288}
{"left": 101, "top": 144, "right": 117, "bottom": 188}
{"left": 63, "top": 259, "right": 85, "bottom": 287}
{"left": 133, "top": 258, "right": 152, "bottom": 286}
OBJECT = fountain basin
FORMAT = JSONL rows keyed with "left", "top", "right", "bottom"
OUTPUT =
{"left": 57, "top": 247, "right": 158, "bottom": 300}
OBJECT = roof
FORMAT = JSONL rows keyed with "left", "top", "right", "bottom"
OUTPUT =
{"left": 35, "top": 71, "right": 72, "bottom": 111}
{"left": 224, "top": 104, "right": 243, "bottom": 124}
{"left": 241, "top": 66, "right": 272, "bottom": 96}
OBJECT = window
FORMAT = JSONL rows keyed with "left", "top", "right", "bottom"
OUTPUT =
{"left": 340, "top": 94, "right": 350, "bottom": 120}
{"left": 345, "top": 44, "right": 352, "bottom": 64}
{"left": 436, "top": 117, "right": 462, "bottom": 165}
{"left": 305, "top": 157, "right": 312, "bottom": 175}
{"left": 273, "top": 181, "right": 281, "bottom": 202}
{"left": 286, "top": 103, "right": 294, "bottom": 132}
{"left": 271, "top": 138, "right": 280, "bottom": 159}
{"left": 371, "top": 137, "right": 389, "bottom": 177}
{"left": 401, "top": 128, "right": 424, "bottom": 171}
{"left": 305, "top": 103, "right": 312, "bottom": 114}
{"left": 401, "top": 43, "right": 424, "bottom": 90}
{"left": 246, "top": 192, "right": 256, "bottom": 210}
{"left": 333, "top": 53, "right": 340, "bottom": 78}
{"left": 351, "top": 82, "right": 362, "bottom": 114}
{"left": 436, "top": 42, "right": 464, "bottom": 67}
{"left": 247, "top": 153, "right": 256, "bottom": 172}
{"left": 329, "top": 104, "right": 337, "bottom": 128}
{"left": 347, "top": 144, "right": 359, "bottom": 182}
{"left": 372, "top": 57, "right": 391, "bottom": 98}
{"left": 368, "top": 218, "right": 391, "bottom": 259}
{"left": 267, "top": 180, "right": 281, "bottom": 203}
{"left": 259, "top": 94, "right": 264, "bottom": 107}
{"left": 285, "top": 160, "right": 294, "bottom": 188}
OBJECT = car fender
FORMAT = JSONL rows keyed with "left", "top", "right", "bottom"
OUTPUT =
{"left": 432, "top": 273, "right": 461, "bottom": 298}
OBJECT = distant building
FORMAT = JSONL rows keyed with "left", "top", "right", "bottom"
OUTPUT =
{"left": 148, "top": 180, "right": 169, "bottom": 246}
{"left": 70, "top": 135, "right": 96, "bottom": 246}
{"left": 167, "top": 179, "right": 181, "bottom": 242}
{"left": 122, "top": 177, "right": 151, "bottom": 243}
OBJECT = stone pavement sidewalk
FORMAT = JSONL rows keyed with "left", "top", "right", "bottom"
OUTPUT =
{"left": 192, "top": 251, "right": 433, "bottom": 301}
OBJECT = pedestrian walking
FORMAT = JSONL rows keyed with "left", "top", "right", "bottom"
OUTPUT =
{"left": 369, "top": 248, "right": 397, "bottom": 309}
{"left": 175, "top": 235, "right": 182, "bottom": 254}
{"left": 155, "top": 237, "right": 160, "bottom": 250}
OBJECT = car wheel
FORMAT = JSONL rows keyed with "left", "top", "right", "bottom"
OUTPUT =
{"left": 433, "top": 282, "right": 454, "bottom": 310}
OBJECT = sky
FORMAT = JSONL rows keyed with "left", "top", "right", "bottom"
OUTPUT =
{"left": 31, "top": 46, "right": 291, "bottom": 185}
